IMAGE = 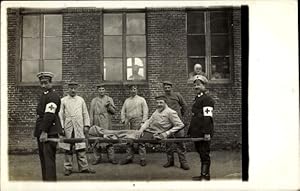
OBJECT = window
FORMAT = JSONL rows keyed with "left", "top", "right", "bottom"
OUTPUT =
{"left": 103, "top": 13, "right": 146, "bottom": 82}
{"left": 187, "top": 10, "right": 232, "bottom": 82}
{"left": 21, "top": 14, "right": 62, "bottom": 82}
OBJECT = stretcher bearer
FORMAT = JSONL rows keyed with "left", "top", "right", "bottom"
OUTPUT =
{"left": 137, "top": 95, "right": 185, "bottom": 166}
{"left": 34, "top": 72, "right": 62, "bottom": 181}
{"left": 162, "top": 81, "right": 190, "bottom": 170}
{"left": 120, "top": 85, "right": 149, "bottom": 166}
{"left": 187, "top": 75, "right": 215, "bottom": 181}
{"left": 90, "top": 84, "right": 117, "bottom": 165}
{"left": 59, "top": 82, "right": 95, "bottom": 176}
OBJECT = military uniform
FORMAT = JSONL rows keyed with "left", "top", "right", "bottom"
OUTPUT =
{"left": 188, "top": 75, "right": 215, "bottom": 180}
{"left": 163, "top": 81, "right": 189, "bottom": 170}
{"left": 34, "top": 72, "right": 62, "bottom": 181}
{"left": 90, "top": 84, "right": 117, "bottom": 164}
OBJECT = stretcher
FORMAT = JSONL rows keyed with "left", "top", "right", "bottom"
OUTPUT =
{"left": 47, "top": 126, "right": 208, "bottom": 144}
{"left": 47, "top": 137, "right": 205, "bottom": 144}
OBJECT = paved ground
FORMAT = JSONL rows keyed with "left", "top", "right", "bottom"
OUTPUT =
{"left": 9, "top": 151, "right": 241, "bottom": 181}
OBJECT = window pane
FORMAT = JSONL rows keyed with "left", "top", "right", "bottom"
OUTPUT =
{"left": 211, "top": 57, "right": 230, "bottom": 79}
{"left": 126, "top": 13, "right": 145, "bottom": 35}
{"left": 44, "top": 37, "right": 62, "bottom": 59}
{"left": 22, "top": 38, "right": 40, "bottom": 60}
{"left": 44, "top": 15, "right": 62, "bottom": 36}
{"left": 187, "top": 35, "right": 205, "bottom": 56}
{"left": 188, "top": 57, "right": 206, "bottom": 74}
{"left": 126, "top": 57, "right": 145, "bottom": 80}
{"left": 210, "top": 12, "right": 229, "bottom": 33}
{"left": 44, "top": 60, "right": 62, "bottom": 81}
{"left": 187, "top": 12, "right": 204, "bottom": 34}
{"left": 104, "top": 58, "right": 123, "bottom": 81}
{"left": 104, "top": 14, "right": 122, "bottom": 35}
{"left": 104, "top": 36, "right": 122, "bottom": 57}
{"left": 211, "top": 35, "right": 229, "bottom": 56}
{"left": 22, "top": 60, "right": 39, "bottom": 82}
{"left": 126, "top": 36, "right": 146, "bottom": 57}
{"left": 23, "top": 15, "right": 40, "bottom": 38}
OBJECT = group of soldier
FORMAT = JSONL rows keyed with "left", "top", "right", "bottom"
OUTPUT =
{"left": 34, "top": 71, "right": 215, "bottom": 182}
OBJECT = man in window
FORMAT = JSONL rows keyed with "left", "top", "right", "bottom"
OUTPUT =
{"left": 120, "top": 85, "right": 149, "bottom": 166}
{"left": 34, "top": 72, "right": 62, "bottom": 181}
{"left": 188, "top": 64, "right": 206, "bottom": 83}
{"left": 188, "top": 75, "right": 215, "bottom": 181}
{"left": 128, "top": 64, "right": 144, "bottom": 81}
{"left": 162, "top": 81, "right": 190, "bottom": 170}
{"left": 89, "top": 84, "right": 117, "bottom": 165}
{"left": 59, "top": 82, "right": 95, "bottom": 176}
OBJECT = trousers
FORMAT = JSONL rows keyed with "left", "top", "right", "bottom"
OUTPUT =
{"left": 37, "top": 136, "right": 58, "bottom": 181}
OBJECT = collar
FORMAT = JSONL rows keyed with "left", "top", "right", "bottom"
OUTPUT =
{"left": 197, "top": 92, "right": 204, "bottom": 97}
{"left": 43, "top": 88, "right": 53, "bottom": 95}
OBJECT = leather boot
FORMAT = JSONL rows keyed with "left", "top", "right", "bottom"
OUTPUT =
{"left": 163, "top": 155, "right": 174, "bottom": 168}
{"left": 201, "top": 163, "right": 210, "bottom": 181}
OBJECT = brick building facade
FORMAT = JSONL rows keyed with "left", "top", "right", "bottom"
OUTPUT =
{"left": 7, "top": 7, "right": 242, "bottom": 153}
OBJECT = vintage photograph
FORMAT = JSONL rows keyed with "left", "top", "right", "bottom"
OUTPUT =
{"left": 5, "top": 3, "right": 244, "bottom": 182}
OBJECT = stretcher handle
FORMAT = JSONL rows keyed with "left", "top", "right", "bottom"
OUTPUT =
{"left": 46, "top": 137, "right": 206, "bottom": 144}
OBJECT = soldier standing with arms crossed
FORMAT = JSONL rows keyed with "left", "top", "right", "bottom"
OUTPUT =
{"left": 188, "top": 75, "right": 215, "bottom": 181}
{"left": 34, "top": 72, "right": 62, "bottom": 181}
{"left": 162, "top": 81, "right": 190, "bottom": 170}
{"left": 89, "top": 84, "right": 117, "bottom": 165}
{"left": 120, "top": 85, "right": 149, "bottom": 166}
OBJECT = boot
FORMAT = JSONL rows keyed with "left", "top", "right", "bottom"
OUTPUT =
{"left": 201, "top": 163, "right": 210, "bottom": 181}
{"left": 192, "top": 163, "right": 210, "bottom": 181}
{"left": 180, "top": 162, "right": 190, "bottom": 170}
{"left": 163, "top": 154, "right": 174, "bottom": 168}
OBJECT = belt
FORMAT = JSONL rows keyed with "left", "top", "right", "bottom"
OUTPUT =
{"left": 192, "top": 113, "right": 204, "bottom": 118}
{"left": 48, "top": 134, "right": 59, "bottom": 138}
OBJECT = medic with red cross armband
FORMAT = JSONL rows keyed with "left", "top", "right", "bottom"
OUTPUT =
{"left": 34, "top": 72, "right": 63, "bottom": 181}
{"left": 187, "top": 74, "right": 215, "bottom": 181}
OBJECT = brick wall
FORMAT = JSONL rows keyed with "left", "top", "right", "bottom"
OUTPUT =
{"left": 7, "top": 7, "right": 242, "bottom": 153}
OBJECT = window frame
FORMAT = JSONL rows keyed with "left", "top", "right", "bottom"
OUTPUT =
{"left": 101, "top": 10, "right": 148, "bottom": 85}
{"left": 186, "top": 8, "right": 234, "bottom": 84}
{"left": 17, "top": 10, "right": 63, "bottom": 86}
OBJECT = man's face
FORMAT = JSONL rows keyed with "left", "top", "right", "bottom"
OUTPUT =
{"left": 40, "top": 79, "right": 52, "bottom": 91}
{"left": 98, "top": 87, "right": 106, "bottom": 96}
{"left": 194, "top": 65, "right": 202, "bottom": 74}
{"left": 163, "top": 84, "right": 172, "bottom": 94}
{"left": 68, "top": 85, "right": 77, "bottom": 97}
{"left": 130, "top": 86, "right": 138, "bottom": 96}
{"left": 156, "top": 99, "right": 166, "bottom": 111}
{"left": 133, "top": 65, "right": 139, "bottom": 74}
{"left": 194, "top": 81, "right": 205, "bottom": 93}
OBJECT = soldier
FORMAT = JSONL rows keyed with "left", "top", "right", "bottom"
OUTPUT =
{"left": 59, "top": 82, "right": 95, "bottom": 176}
{"left": 137, "top": 95, "right": 185, "bottom": 144}
{"left": 34, "top": 72, "right": 62, "bottom": 181}
{"left": 89, "top": 84, "right": 117, "bottom": 165}
{"left": 188, "top": 75, "right": 215, "bottom": 181}
{"left": 120, "top": 85, "right": 149, "bottom": 166}
{"left": 162, "top": 81, "right": 190, "bottom": 170}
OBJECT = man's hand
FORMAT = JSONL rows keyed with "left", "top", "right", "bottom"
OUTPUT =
{"left": 135, "top": 129, "right": 144, "bottom": 139}
{"left": 105, "top": 100, "right": 111, "bottom": 107}
{"left": 60, "top": 129, "right": 65, "bottom": 137}
{"left": 153, "top": 132, "right": 168, "bottom": 140}
{"left": 39, "top": 131, "right": 48, "bottom": 142}
{"left": 204, "top": 134, "right": 211, "bottom": 141}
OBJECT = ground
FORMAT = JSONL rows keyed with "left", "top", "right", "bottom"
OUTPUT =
{"left": 9, "top": 151, "right": 241, "bottom": 181}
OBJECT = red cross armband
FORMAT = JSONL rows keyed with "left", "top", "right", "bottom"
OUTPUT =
{"left": 45, "top": 102, "right": 57, "bottom": 113}
{"left": 203, "top": 106, "right": 213, "bottom": 117}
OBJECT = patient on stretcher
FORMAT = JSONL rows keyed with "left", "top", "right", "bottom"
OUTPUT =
{"left": 88, "top": 125, "right": 154, "bottom": 140}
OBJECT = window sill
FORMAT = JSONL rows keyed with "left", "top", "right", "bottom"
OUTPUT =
{"left": 100, "top": 81, "right": 148, "bottom": 86}
{"left": 16, "top": 81, "right": 63, "bottom": 87}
